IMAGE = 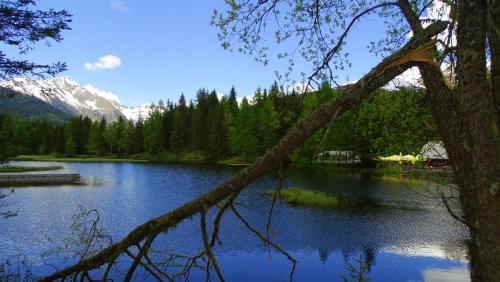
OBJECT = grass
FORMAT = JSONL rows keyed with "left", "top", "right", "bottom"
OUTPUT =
{"left": 151, "top": 151, "right": 209, "bottom": 163}
{"left": 0, "top": 165, "right": 63, "bottom": 172}
{"left": 217, "top": 156, "right": 253, "bottom": 165}
{"left": 12, "top": 152, "right": 212, "bottom": 164}
{"left": 12, "top": 153, "right": 208, "bottom": 164}
{"left": 12, "top": 155, "right": 148, "bottom": 163}
{"left": 12, "top": 152, "right": 254, "bottom": 166}
{"left": 264, "top": 187, "right": 377, "bottom": 209}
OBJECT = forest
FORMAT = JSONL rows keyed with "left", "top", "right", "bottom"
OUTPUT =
{"left": 0, "top": 82, "right": 435, "bottom": 164}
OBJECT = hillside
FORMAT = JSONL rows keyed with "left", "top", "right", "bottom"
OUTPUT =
{"left": 0, "top": 87, "right": 71, "bottom": 122}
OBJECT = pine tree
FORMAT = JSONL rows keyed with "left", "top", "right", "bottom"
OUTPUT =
{"left": 143, "top": 106, "right": 166, "bottom": 155}
{"left": 170, "top": 94, "right": 190, "bottom": 152}
{"left": 232, "top": 97, "right": 259, "bottom": 159}
{"left": 118, "top": 122, "right": 134, "bottom": 156}
{"left": 103, "top": 123, "right": 120, "bottom": 155}
{"left": 132, "top": 117, "right": 144, "bottom": 154}
{"left": 208, "top": 104, "right": 229, "bottom": 161}
{"left": 0, "top": 114, "right": 15, "bottom": 163}
{"left": 191, "top": 89, "right": 209, "bottom": 152}
{"left": 88, "top": 121, "right": 105, "bottom": 156}
{"left": 223, "top": 86, "right": 239, "bottom": 155}
{"left": 162, "top": 100, "right": 173, "bottom": 150}
{"left": 65, "top": 136, "right": 76, "bottom": 156}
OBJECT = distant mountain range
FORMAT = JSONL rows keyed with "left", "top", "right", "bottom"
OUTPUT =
{"left": 0, "top": 76, "right": 151, "bottom": 122}
{"left": 0, "top": 87, "right": 72, "bottom": 122}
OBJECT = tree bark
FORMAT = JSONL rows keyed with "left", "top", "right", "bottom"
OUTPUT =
{"left": 455, "top": 1, "right": 500, "bottom": 280}
{"left": 490, "top": 0, "right": 500, "bottom": 126}
{"left": 39, "top": 21, "right": 448, "bottom": 282}
{"left": 398, "top": 1, "right": 500, "bottom": 280}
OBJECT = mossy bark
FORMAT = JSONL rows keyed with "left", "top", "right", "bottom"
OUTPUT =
{"left": 399, "top": 1, "right": 499, "bottom": 280}
{"left": 39, "top": 22, "right": 448, "bottom": 282}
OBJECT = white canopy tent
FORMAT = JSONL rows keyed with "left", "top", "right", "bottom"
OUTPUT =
{"left": 420, "top": 141, "right": 448, "bottom": 160}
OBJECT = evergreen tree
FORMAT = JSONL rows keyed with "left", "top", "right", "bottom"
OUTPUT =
{"left": 52, "top": 125, "right": 66, "bottom": 154}
{"left": 191, "top": 89, "right": 210, "bottom": 152}
{"left": 208, "top": 104, "right": 229, "bottom": 161}
{"left": 118, "top": 121, "right": 134, "bottom": 156}
{"left": 0, "top": 114, "right": 15, "bottom": 162}
{"left": 143, "top": 106, "right": 166, "bottom": 155}
{"left": 0, "top": 86, "right": 434, "bottom": 163}
{"left": 170, "top": 94, "right": 190, "bottom": 152}
{"left": 253, "top": 87, "right": 279, "bottom": 154}
{"left": 132, "top": 117, "right": 144, "bottom": 154}
{"left": 103, "top": 123, "right": 120, "bottom": 155}
{"left": 223, "top": 86, "right": 239, "bottom": 155}
{"left": 65, "top": 136, "right": 76, "bottom": 156}
{"left": 162, "top": 100, "right": 173, "bottom": 150}
{"left": 232, "top": 97, "right": 259, "bottom": 159}
{"left": 88, "top": 120, "right": 105, "bottom": 156}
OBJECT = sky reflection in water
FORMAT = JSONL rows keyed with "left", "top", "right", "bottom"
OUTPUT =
{"left": 1, "top": 161, "right": 469, "bottom": 281}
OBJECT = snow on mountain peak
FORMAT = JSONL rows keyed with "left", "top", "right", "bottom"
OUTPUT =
{"left": 83, "top": 84, "right": 120, "bottom": 103}
{"left": 120, "top": 103, "right": 152, "bottom": 121}
{"left": 0, "top": 76, "right": 151, "bottom": 122}
{"left": 50, "top": 76, "right": 80, "bottom": 86}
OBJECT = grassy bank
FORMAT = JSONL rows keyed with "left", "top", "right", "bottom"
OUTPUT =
{"left": 11, "top": 154, "right": 433, "bottom": 182}
{"left": 150, "top": 152, "right": 209, "bottom": 163}
{"left": 12, "top": 153, "right": 240, "bottom": 165}
{"left": 12, "top": 155, "right": 148, "bottom": 163}
{"left": 265, "top": 187, "right": 377, "bottom": 209}
{"left": 0, "top": 165, "right": 64, "bottom": 172}
{"left": 217, "top": 156, "right": 253, "bottom": 165}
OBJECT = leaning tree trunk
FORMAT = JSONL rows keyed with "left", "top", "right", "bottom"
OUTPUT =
{"left": 39, "top": 22, "right": 448, "bottom": 282}
{"left": 399, "top": 1, "right": 499, "bottom": 280}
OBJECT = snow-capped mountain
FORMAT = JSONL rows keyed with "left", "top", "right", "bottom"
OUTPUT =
{"left": 0, "top": 76, "right": 151, "bottom": 121}
{"left": 120, "top": 103, "right": 152, "bottom": 121}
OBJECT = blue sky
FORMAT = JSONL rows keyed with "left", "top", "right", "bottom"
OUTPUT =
{"left": 18, "top": 0, "right": 388, "bottom": 106}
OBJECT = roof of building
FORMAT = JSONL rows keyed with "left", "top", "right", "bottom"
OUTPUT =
{"left": 420, "top": 141, "right": 448, "bottom": 160}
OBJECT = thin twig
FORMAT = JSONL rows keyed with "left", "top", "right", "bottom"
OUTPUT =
{"left": 231, "top": 204, "right": 297, "bottom": 282}
{"left": 440, "top": 192, "right": 469, "bottom": 227}
{"left": 201, "top": 211, "right": 225, "bottom": 282}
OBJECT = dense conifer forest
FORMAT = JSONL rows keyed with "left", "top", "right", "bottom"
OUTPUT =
{"left": 0, "top": 83, "right": 435, "bottom": 163}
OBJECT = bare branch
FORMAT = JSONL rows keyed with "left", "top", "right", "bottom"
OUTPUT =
{"left": 201, "top": 211, "right": 225, "bottom": 282}
{"left": 440, "top": 192, "right": 469, "bottom": 227}
{"left": 231, "top": 204, "right": 296, "bottom": 282}
{"left": 39, "top": 21, "right": 447, "bottom": 281}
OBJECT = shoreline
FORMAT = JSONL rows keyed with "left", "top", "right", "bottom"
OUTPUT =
{"left": 9, "top": 155, "right": 453, "bottom": 182}
{"left": 0, "top": 173, "right": 81, "bottom": 186}
{"left": 0, "top": 165, "right": 64, "bottom": 173}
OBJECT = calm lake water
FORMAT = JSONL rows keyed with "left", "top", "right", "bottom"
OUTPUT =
{"left": 1, "top": 161, "right": 469, "bottom": 281}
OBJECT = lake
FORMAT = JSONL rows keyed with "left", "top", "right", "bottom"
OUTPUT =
{"left": 0, "top": 161, "right": 470, "bottom": 281}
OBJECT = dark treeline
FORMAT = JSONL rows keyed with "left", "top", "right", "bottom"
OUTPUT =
{"left": 0, "top": 83, "right": 435, "bottom": 163}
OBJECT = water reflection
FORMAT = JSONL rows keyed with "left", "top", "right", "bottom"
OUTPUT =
{"left": 1, "top": 161, "right": 470, "bottom": 281}
{"left": 421, "top": 267, "right": 469, "bottom": 282}
{"left": 340, "top": 247, "right": 376, "bottom": 282}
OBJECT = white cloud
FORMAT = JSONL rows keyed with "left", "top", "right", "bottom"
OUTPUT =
{"left": 110, "top": 0, "right": 130, "bottom": 13}
{"left": 84, "top": 55, "right": 122, "bottom": 71}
